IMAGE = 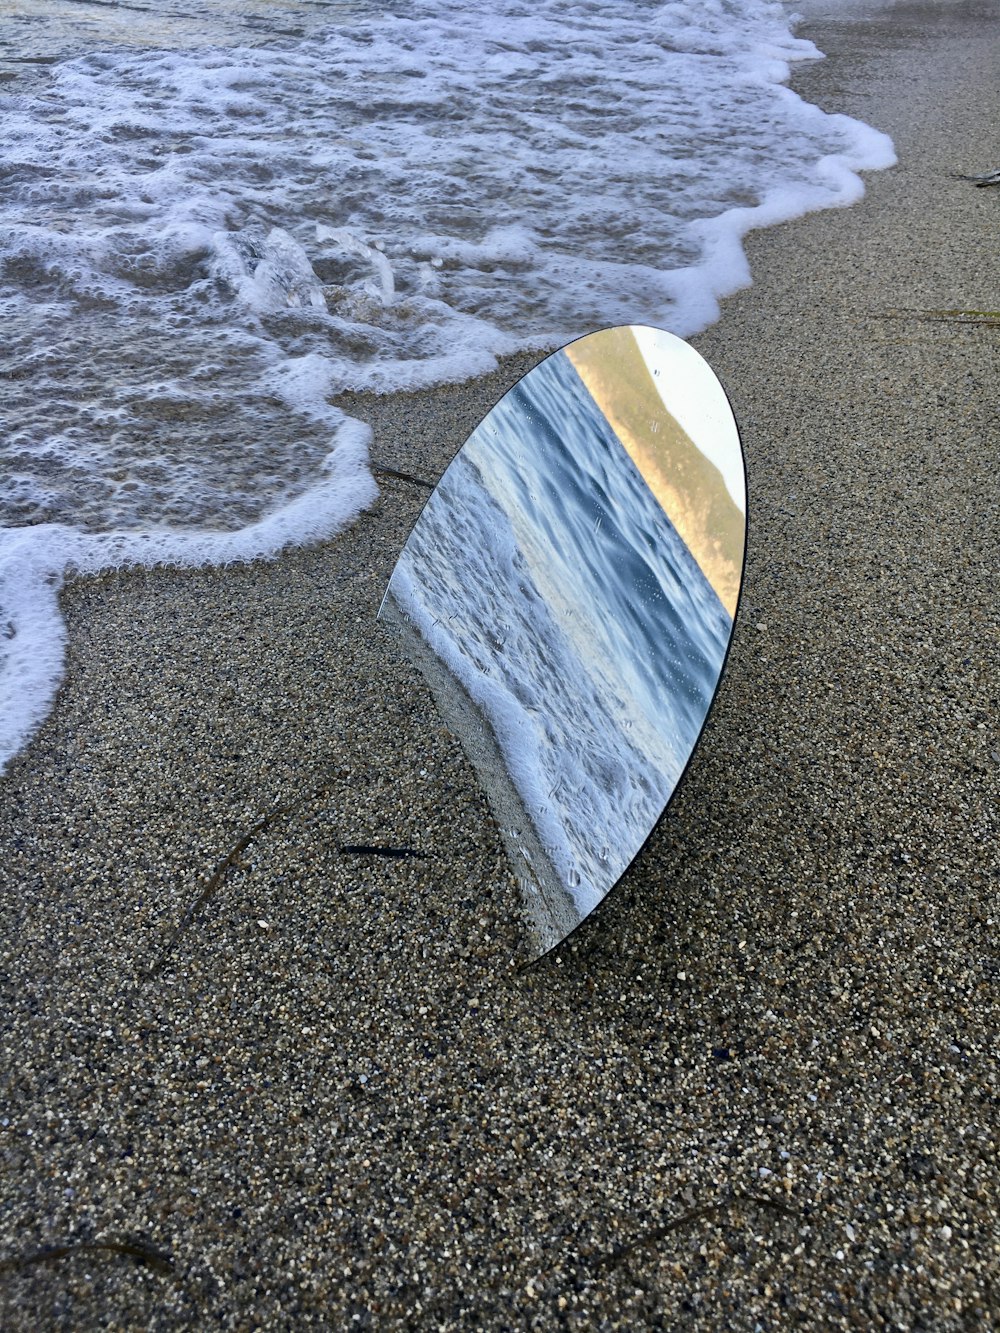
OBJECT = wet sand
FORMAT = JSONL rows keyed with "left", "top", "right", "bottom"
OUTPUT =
{"left": 1, "top": 2, "right": 998, "bottom": 1327}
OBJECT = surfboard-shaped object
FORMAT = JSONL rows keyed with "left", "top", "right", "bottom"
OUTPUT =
{"left": 378, "top": 325, "right": 746, "bottom": 959}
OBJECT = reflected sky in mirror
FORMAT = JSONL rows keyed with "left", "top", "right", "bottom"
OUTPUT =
{"left": 380, "top": 326, "right": 745, "bottom": 956}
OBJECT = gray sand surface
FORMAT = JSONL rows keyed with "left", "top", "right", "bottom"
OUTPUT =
{"left": 1, "top": 3, "right": 997, "bottom": 1327}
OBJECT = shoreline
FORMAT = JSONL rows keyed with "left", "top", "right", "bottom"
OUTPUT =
{"left": 2, "top": 3, "right": 998, "bottom": 1327}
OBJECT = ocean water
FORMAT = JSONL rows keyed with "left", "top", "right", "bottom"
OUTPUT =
{"left": 0, "top": 0, "right": 895, "bottom": 772}
{"left": 388, "top": 349, "right": 734, "bottom": 913}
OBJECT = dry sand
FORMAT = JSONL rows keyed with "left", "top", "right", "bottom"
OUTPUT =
{"left": 1, "top": 2, "right": 997, "bottom": 1327}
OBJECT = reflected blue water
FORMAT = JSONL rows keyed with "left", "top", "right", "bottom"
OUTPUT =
{"left": 389, "top": 350, "right": 733, "bottom": 915}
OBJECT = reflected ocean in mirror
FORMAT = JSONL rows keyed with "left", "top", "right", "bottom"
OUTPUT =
{"left": 381, "top": 326, "right": 745, "bottom": 955}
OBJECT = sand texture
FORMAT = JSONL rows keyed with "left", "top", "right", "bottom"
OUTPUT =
{"left": 1, "top": 3, "right": 998, "bottom": 1327}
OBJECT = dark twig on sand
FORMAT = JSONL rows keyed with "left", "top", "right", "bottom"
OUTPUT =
{"left": 146, "top": 787, "right": 328, "bottom": 979}
{"left": 591, "top": 1192, "right": 797, "bottom": 1272}
{"left": 145, "top": 784, "right": 431, "bottom": 978}
{"left": 372, "top": 462, "right": 435, "bottom": 489}
{"left": 0, "top": 1237, "right": 174, "bottom": 1277}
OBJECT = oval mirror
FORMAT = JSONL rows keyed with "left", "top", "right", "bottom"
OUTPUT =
{"left": 379, "top": 325, "right": 746, "bottom": 958}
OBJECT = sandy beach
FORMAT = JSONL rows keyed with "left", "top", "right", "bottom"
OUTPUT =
{"left": 1, "top": 1, "right": 997, "bottom": 1327}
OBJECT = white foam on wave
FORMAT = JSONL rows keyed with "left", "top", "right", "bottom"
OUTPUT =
{"left": 0, "top": 359, "right": 376, "bottom": 772}
{"left": 0, "top": 0, "right": 895, "bottom": 772}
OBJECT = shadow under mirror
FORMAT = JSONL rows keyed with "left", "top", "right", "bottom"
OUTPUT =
{"left": 378, "top": 325, "right": 746, "bottom": 959}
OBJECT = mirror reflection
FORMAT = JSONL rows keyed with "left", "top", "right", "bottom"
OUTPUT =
{"left": 379, "top": 325, "right": 746, "bottom": 957}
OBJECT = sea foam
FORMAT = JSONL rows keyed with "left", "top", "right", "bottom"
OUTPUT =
{"left": 0, "top": 0, "right": 895, "bottom": 772}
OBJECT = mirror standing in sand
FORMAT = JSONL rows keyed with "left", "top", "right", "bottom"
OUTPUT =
{"left": 379, "top": 325, "right": 746, "bottom": 958}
